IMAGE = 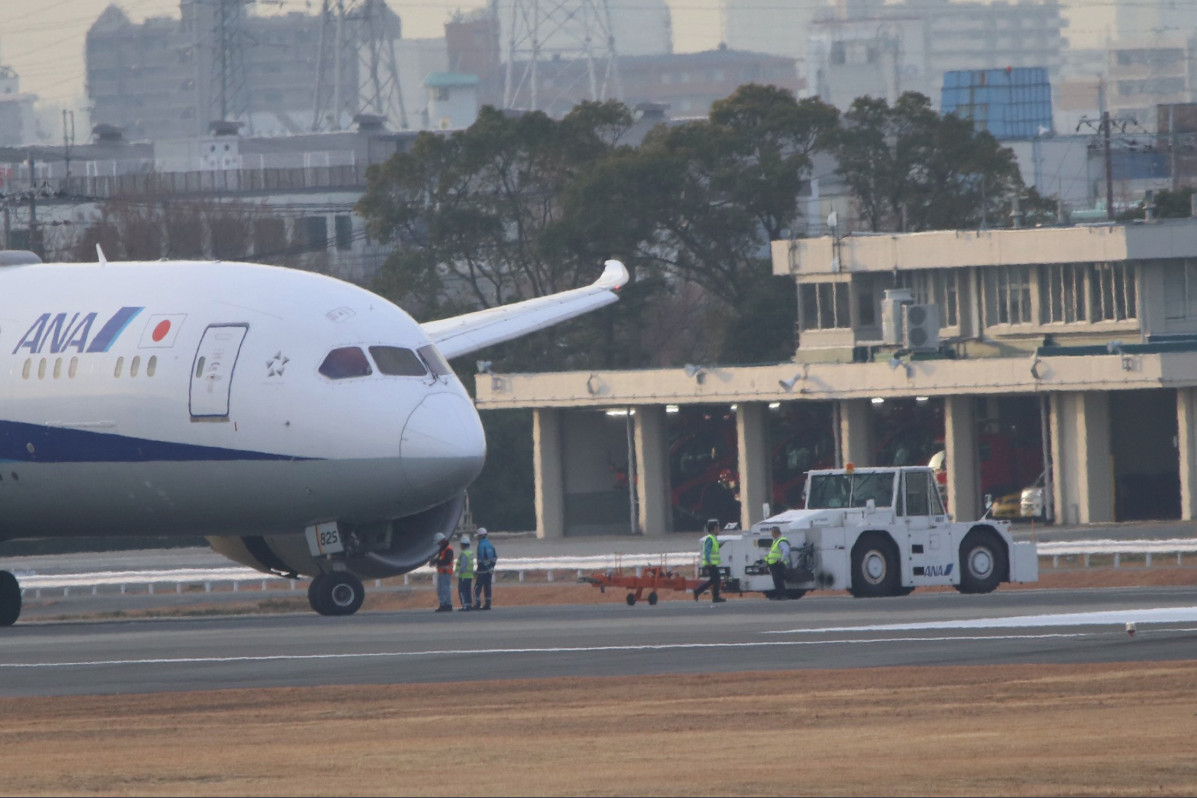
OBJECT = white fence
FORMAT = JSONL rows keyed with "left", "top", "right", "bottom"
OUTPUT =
{"left": 13, "top": 540, "right": 1197, "bottom": 599}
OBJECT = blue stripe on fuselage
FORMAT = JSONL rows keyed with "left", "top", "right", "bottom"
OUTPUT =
{"left": 86, "top": 306, "right": 144, "bottom": 353}
{"left": 0, "top": 419, "right": 313, "bottom": 463}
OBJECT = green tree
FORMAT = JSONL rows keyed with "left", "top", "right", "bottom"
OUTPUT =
{"left": 830, "top": 92, "right": 1030, "bottom": 233}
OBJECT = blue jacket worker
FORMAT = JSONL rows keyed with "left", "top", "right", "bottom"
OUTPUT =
{"left": 473, "top": 528, "right": 498, "bottom": 610}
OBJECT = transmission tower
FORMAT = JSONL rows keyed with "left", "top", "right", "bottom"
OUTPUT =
{"left": 501, "top": 0, "right": 623, "bottom": 115}
{"left": 208, "top": 0, "right": 253, "bottom": 127}
{"left": 312, "top": 0, "right": 407, "bottom": 131}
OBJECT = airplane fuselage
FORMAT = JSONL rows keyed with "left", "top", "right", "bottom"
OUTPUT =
{"left": 0, "top": 260, "right": 486, "bottom": 541}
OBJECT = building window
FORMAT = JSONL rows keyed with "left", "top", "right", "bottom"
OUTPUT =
{"left": 299, "top": 216, "right": 328, "bottom": 251}
{"left": 1041, "top": 263, "right": 1087, "bottom": 323}
{"left": 984, "top": 265, "right": 1032, "bottom": 326}
{"left": 898, "top": 271, "right": 959, "bottom": 328}
{"left": 1163, "top": 259, "right": 1197, "bottom": 320}
{"left": 334, "top": 215, "right": 353, "bottom": 251}
{"left": 1091, "top": 262, "right": 1136, "bottom": 321}
{"left": 800, "top": 282, "right": 850, "bottom": 330}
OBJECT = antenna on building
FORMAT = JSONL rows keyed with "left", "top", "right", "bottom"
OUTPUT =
{"left": 501, "top": 0, "right": 623, "bottom": 114}
{"left": 312, "top": 0, "right": 407, "bottom": 131}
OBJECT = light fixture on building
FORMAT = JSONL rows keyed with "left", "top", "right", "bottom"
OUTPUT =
{"left": 915, "top": 396, "right": 929, "bottom": 403}
{"left": 665, "top": 404, "right": 680, "bottom": 414}
{"left": 1029, "top": 353, "right": 1042, "bottom": 380}
{"left": 888, "top": 355, "right": 913, "bottom": 378}
{"left": 684, "top": 364, "right": 706, "bottom": 384}
{"left": 476, "top": 360, "right": 493, "bottom": 374}
{"left": 586, "top": 373, "right": 601, "bottom": 395}
{"left": 778, "top": 373, "right": 803, "bottom": 391}
{"left": 768, "top": 402, "right": 781, "bottom": 410}
{"left": 871, "top": 397, "right": 885, "bottom": 405}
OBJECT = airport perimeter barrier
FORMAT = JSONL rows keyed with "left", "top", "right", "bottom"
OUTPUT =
{"left": 13, "top": 540, "right": 1197, "bottom": 598}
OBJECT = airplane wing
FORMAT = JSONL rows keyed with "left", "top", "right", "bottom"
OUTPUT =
{"left": 421, "top": 259, "right": 629, "bottom": 360}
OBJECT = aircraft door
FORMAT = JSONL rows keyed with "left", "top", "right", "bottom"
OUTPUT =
{"left": 190, "top": 323, "right": 249, "bottom": 420}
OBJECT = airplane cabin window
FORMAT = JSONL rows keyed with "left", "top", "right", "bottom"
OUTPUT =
{"left": 22, "top": 359, "right": 30, "bottom": 379}
{"left": 417, "top": 345, "right": 452, "bottom": 378}
{"left": 115, "top": 357, "right": 124, "bottom": 378}
{"left": 368, "top": 346, "right": 427, "bottom": 376}
{"left": 53, "top": 358, "right": 62, "bottom": 379}
{"left": 130, "top": 356, "right": 141, "bottom": 377}
{"left": 194, "top": 356, "right": 205, "bottom": 379}
{"left": 69, "top": 357, "right": 78, "bottom": 378}
{"left": 319, "top": 347, "right": 372, "bottom": 379}
{"left": 147, "top": 356, "right": 157, "bottom": 377}
{"left": 37, "top": 359, "right": 46, "bottom": 379}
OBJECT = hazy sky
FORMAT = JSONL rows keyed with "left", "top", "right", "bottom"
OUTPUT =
{"left": 0, "top": 0, "right": 1114, "bottom": 111}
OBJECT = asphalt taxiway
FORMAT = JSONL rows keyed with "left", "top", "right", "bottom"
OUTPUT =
{"left": 3, "top": 585, "right": 1197, "bottom": 697}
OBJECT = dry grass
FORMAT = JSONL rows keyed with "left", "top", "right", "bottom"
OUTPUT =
{"left": 9, "top": 567, "right": 1197, "bottom": 796}
{"left": 2, "top": 663, "right": 1197, "bottom": 796}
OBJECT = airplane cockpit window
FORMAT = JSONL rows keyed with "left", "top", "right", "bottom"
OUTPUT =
{"left": 368, "top": 346, "right": 427, "bottom": 377}
{"left": 417, "top": 345, "right": 452, "bottom": 378}
{"left": 319, "top": 347, "right": 372, "bottom": 380}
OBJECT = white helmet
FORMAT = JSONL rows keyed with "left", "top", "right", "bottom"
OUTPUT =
{"left": 433, "top": 533, "right": 447, "bottom": 543}
{"left": 477, "top": 527, "right": 488, "bottom": 536}
{"left": 460, "top": 535, "right": 471, "bottom": 546}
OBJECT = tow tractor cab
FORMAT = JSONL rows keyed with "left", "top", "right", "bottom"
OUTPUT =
{"left": 719, "top": 465, "right": 1038, "bottom": 599}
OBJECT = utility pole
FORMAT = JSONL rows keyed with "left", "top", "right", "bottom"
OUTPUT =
{"left": 1103, "top": 109, "right": 1114, "bottom": 221}
{"left": 62, "top": 109, "right": 75, "bottom": 187}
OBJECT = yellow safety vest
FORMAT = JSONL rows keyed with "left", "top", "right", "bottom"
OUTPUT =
{"left": 765, "top": 536, "right": 789, "bottom": 565}
{"left": 702, "top": 533, "right": 721, "bottom": 566}
{"left": 458, "top": 550, "right": 475, "bottom": 579}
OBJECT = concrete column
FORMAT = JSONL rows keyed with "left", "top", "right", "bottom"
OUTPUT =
{"left": 839, "top": 399, "right": 876, "bottom": 467}
{"left": 736, "top": 402, "right": 771, "bottom": 529}
{"left": 943, "top": 395, "right": 980, "bottom": 520}
{"left": 1177, "top": 388, "right": 1197, "bottom": 521}
{"left": 633, "top": 406, "right": 671, "bottom": 535}
{"left": 533, "top": 408, "right": 564, "bottom": 539}
{"left": 1050, "top": 392, "right": 1114, "bottom": 525}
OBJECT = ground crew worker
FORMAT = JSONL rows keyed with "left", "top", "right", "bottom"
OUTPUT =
{"left": 473, "top": 527, "right": 497, "bottom": 610}
{"left": 765, "top": 526, "right": 791, "bottom": 600}
{"left": 457, "top": 535, "right": 475, "bottom": 611}
{"left": 430, "top": 532, "right": 454, "bottom": 612}
{"left": 693, "top": 519, "right": 726, "bottom": 603}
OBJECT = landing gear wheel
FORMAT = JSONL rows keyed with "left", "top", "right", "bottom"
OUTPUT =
{"left": 648, "top": 592, "right": 659, "bottom": 606}
{"left": 0, "top": 571, "right": 21, "bottom": 627}
{"left": 849, "top": 533, "right": 900, "bottom": 598}
{"left": 626, "top": 593, "right": 636, "bottom": 606}
{"left": 785, "top": 589, "right": 807, "bottom": 600}
{"left": 308, "top": 572, "right": 365, "bottom": 616}
{"left": 956, "top": 529, "right": 1007, "bottom": 594}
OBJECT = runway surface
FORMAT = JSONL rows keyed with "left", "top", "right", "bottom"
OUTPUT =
{"left": 3, "top": 585, "right": 1197, "bottom": 698}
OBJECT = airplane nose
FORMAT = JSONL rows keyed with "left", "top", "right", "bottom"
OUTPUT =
{"left": 399, "top": 392, "right": 487, "bottom": 498}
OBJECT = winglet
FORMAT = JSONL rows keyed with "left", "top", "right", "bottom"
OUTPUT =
{"left": 96, "top": 244, "right": 108, "bottom": 266}
{"left": 595, "top": 259, "right": 629, "bottom": 291}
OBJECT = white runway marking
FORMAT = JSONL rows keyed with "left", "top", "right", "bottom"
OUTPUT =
{"left": 0, "top": 633, "right": 1105, "bottom": 670}
{"left": 768, "top": 607, "right": 1197, "bottom": 635}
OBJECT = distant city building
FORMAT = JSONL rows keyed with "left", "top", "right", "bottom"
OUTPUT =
{"left": 809, "top": 0, "right": 1065, "bottom": 111}
{"left": 0, "top": 65, "right": 37, "bottom": 147}
{"left": 941, "top": 67, "right": 1053, "bottom": 140}
{"left": 721, "top": 0, "right": 822, "bottom": 73}
{"left": 1106, "top": 35, "right": 1193, "bottom": 132}
{"left": 85, "top": 1, "right": 396, "bottom": 141}
{"left": 425, "top": 73, "right": 480, "bottom": 130}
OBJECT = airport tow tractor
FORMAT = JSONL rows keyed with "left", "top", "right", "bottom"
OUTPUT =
{"left": 721, "top": 464, "right": 1039, "bottom": 599}
{"left": 581, "top": 559, "right": 704, "bottom": 605}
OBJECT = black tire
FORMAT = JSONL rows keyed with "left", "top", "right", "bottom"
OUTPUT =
{"left": 308, "top": 572, "right": 365, "bottom": 616}
{"left": 648, "top": 592, "right": 659, "bottom": 606}
{"left": 626, "top": 593, "right": 636, "bottom": 606}
{"left": 785, "top": 589, "right": 807, "bottom": 600}
{"left": 849, "top": 532, "right": 900, "bottom": 598}
{"left": 956, "top": 529, "right": 1008, "bottom": 594}
{"left": 0, "top": 571, "right": 21, "bottom": 627}
{"left": 893, "top": 586, "right": 915, "bottom": 597}
{"left": 307, "top": 574, "right": 331, "bottom": 615}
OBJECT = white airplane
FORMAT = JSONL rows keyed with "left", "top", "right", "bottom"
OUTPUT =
{"left": 0, "top": 249, "right": 628, "bottom": 625}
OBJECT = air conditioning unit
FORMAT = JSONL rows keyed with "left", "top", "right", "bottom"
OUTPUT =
{"left": 903, "top": 303, "right": 940, "bottom": 350}
{"left": 880, "top": 288, "right": 913, "bottom": 346}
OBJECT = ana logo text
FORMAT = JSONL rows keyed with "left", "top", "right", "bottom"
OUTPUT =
{"left": 11, "top": 307, "right": 144, "bottom": 355}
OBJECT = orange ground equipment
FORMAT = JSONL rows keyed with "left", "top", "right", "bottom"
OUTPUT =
{"left": 580, "top": 559, "right": 703, "bottom": 606}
